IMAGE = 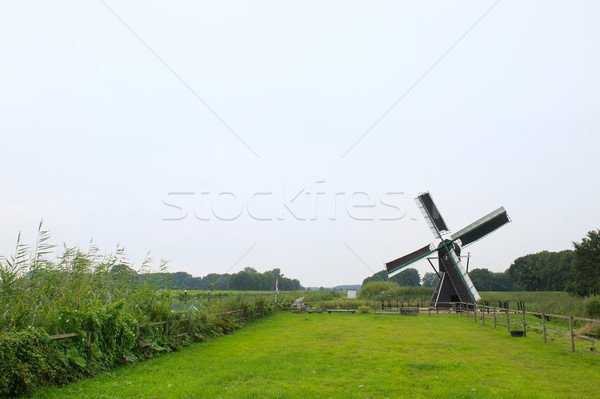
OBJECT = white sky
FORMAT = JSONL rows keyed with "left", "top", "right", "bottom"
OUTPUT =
{"left": 1, "top": 1, "right": 599, "bottom": 287}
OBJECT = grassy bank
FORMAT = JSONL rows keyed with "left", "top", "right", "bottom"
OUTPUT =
{"left": 0, "top": 230, "right": 275, "bottom": 396}
{"left": 32, "top": 312, "right": 600, "bottom": 398}
{"left": 479, "top": 291, "right": 587, "bottom": 315}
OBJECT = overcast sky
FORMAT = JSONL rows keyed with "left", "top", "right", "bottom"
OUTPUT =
{"left": 1, "top": 1, "right": 599, "bottom": 287}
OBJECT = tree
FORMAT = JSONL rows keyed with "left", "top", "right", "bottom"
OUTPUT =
{"left": 358, "top": 281, "right": 403, "bottom": 300}
{"left": 567, "top": 230, "right": 600, "bottom": 296}
{"left": 227, "top": 268, "right": 302, "bottom": 291}
{"left": 199, "top": 273, "right": 230, "bottom": 290}
{"left": 390, "top": 268, "right": 420, "bottom": 287}
{"left": 422, "top": 272, "right": 439, "bottom": 288}
{"left": 361, "top": 270, "right": 388, "bottom": 286}
{"left": 169, "top": 271, "right": 195, "bottom": 289}
{"left": 243, "top": 267, "right": 258, "bottom": 273}
{"left": 228, "top": 271, "right": 260, "bottom": 290}
{"left": 362, "top": 268, "right": 421, "bottom": 287}
{"left": 489, "top": 271, "right": 522, "bottom": 291}
{"left": 507, "top": 250, "right": 573, "bottom": 291}
{"left": 110, "top": 263, "right": 137, "bottom": 276}
{"left": 469, "top": 268, "right": 493, "bottom": 291}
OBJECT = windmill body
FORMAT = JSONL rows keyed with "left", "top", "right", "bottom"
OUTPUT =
{"left": 386, "top": 192, "right": 510, "bottom": 308}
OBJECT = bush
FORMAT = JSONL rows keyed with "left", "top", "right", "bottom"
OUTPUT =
{"left": 0, "top": 295, "right": 274, "bottom": 396}
{"left": 359, "top": 282, "right": 434, "bottom": 302}
{"left": 359, "top": 281, "right": 401, "bottom": 300}
{"left": 583, "top": 295, "right": 600, "bottom": 319}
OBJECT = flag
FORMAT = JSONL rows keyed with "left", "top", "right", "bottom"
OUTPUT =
{"left": 276, "top": 277, "right": 279, "bottom": 297}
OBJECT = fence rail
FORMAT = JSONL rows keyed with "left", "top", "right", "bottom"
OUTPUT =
{"left": 458, "top": 302, "right": 600, "bottom": 352}
{"left": 48, "top": 301, "right": 600, "bottom": 354}
{"left": 285, "top": 299, "right": 600, "bottom": 353}
{"left": 48, "top": 308, "right": 252, "bottom": 343}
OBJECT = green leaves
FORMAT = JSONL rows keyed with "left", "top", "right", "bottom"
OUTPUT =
{"left": 508, "top": 250, "right": 574, "bottom": 291}
{"left": 90, "top": 343, "right": 102, "bottom": 359}
{"left": 568, "top": 229, "right": 600, "bottom": 297}
{"left": 67, "top": 348, "right": 87, "bottom": 368}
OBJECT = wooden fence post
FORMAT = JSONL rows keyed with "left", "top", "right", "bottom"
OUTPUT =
{"left": 482, "top": 305, "right": 485, "bottom": 326}
{"left": 542, "top": 313, "right": 546, "bottom": 343}
{"left": 493, "top": 307, "right": 496, "bottom": 328}
{"left": 522, "top": 308, "right": 526, "bottom": 337}
{"left": 569, "top": 316, "right": 575, "bottom": 352}
{"left": 506, "top": 307, "right": 510, "bottom": 332}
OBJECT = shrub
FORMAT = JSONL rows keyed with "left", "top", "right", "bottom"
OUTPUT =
{"left": 583, "top": 295, "right": 600, "bottom": 319}
{"left": 359, "top": 282, "right": 434, "bottom": 302}
{"left": 359, "top": 281, "right": 402, "bottom": 300}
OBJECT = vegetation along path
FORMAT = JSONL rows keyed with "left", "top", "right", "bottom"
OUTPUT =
{"left": 32, "top": 312, "right": 600, "bottom": 398}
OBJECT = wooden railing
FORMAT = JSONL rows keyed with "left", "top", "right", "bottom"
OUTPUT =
{"left": 457, "top": 302, "right": 600, "bottom": 352}
{"left": 284, "top": 300, "right": 600, "bottom": 353}
{"left": 48, "top": 308, "right": 254, "bottom": 345}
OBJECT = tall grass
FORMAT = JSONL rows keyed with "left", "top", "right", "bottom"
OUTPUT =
{"left": 479, "top": 291, "right": 589, "bottom": 316}
{"left": 359, "top": 281, "right": 434, "bottom": 301}
{"left": 0, "top": 223, "right": 172, "bottom": 333}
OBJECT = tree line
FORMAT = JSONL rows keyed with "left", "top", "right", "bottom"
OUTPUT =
{"left": 503, "top": 230, "right": 600, "bottom": 296}
{"left": 361, "top": 267, "right": 520, "bottom": 292}
{"left": 136, "top": 267, "right": 302, "bottom": 291}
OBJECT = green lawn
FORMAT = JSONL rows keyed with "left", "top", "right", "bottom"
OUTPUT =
{"left": 31, "top": 312, "right": 600, "bottom": 398}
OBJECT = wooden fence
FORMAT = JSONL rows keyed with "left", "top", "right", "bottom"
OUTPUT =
{"left": 48, "top": 309, "right": 250, "bottom": 345}
{"left": 49, "top": 301, "right": 600, "bottom": 354}
{"left": 457, "top": 302, "right": 600, "bottom": 352}
{"left": 288, "top": 300, "right": 600, "bottom": 353}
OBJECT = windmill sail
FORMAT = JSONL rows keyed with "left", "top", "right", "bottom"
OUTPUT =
{"left": 448, "top": 249, "right": 481, "bottom": 302}
{"left": 451, "top": 207, "right": 510, "bottom": 247}
{"left": 416, "top": 192, "right": 449, "bottom": 239}
{"left": 386, "top": 243, "right": 435, "bottom": 275}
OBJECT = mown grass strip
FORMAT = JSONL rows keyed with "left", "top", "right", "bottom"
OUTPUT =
{"left": 32, "top": 312, "right": 600, "bottom": 398}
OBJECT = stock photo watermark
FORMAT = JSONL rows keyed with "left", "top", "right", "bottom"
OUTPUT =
{"left": 162, "top": 181, "right": 421, "bottom": 222}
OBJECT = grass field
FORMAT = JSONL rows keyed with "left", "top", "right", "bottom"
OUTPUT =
{"left": 32, "top": 312, "right": 600, "bottom": 398}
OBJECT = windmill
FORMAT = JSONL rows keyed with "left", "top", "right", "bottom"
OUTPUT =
{"left": 386, "top": 192, "right": 510, "bottom": 308}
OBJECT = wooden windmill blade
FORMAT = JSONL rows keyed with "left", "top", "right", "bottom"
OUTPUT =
{"left": 415, "top": 192, "right": 450, "bottom": 240}
{"left": 447, "top": 246, "right": 481, "bottom": 302}
{"left": 386, "top": 243, "right": 436, "bottom": 276}
{"left": 451, "top": 207, "right": 510, "bottom": 247}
